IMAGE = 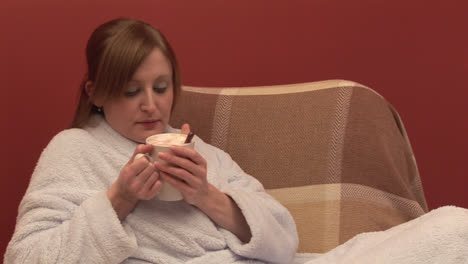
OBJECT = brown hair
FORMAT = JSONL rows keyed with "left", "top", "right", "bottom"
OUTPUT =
{"left": 71, "top": 18, "right": 181, "bottom": 128}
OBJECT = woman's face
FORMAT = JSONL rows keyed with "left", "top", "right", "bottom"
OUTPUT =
{"left": 100, "top": 48, "right": 174, "bottom": 143}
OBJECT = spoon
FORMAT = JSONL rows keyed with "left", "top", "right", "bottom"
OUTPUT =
{"left": 184, "top": 131, "right": 195, "bottom": 143}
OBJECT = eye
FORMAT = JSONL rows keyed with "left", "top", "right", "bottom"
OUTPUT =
{"left": 124, "top": 86, "right": 140, "bottom": 97}
{"left": 154, "top": 81, "right": 168, "bottom": 94}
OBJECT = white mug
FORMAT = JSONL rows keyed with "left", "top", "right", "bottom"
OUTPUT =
{"left": 135, "top": 133, "right": 195, "bottom": 201}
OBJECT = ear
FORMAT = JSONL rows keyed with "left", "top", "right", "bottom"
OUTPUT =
{"left": 85, "top": 81, "right": 94, "bottom": 97}
{"left": 85, "top": 81, "right": 103, "bottom": 107}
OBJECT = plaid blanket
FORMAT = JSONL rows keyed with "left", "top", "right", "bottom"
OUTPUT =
{"left": 170, "top": 80, "right": 428, "bottom": 253}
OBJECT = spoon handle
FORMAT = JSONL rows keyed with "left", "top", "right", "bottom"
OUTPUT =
{"left": 184, "top": 131, "right": 195, "bottom": 143}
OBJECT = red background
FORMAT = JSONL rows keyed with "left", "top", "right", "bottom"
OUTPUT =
{"left": 1, "top": 0, "right": 467, "bottom": 257}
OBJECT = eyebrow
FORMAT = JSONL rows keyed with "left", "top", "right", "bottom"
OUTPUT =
{"left": 130, "top": 74, "right": 172, "bottom": 83}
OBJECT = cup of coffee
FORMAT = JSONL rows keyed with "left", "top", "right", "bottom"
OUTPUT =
{"left": 135, "top": 133, "right": 195, "bottom": 201}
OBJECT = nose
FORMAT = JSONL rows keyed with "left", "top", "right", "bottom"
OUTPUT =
{"left": 140, "top": 88, "right": 157, "bottom": 113}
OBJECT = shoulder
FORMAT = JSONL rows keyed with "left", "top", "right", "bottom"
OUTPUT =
{"left": 192, "top": 135, "right": 223, "bottom": 158}
{"left": 46, "top": 128, "right": 94, "bottom": 151}
{"left": 39, "top": 128, "right": 97, "bottom": 162}
{"left": 193, "top": 136, "right": 242, "bottom": 174}
{"left": 26, "top": 128, "right": 98, "bottom": 191}
{"left": 51, "top": 128, "right": 90, "bottom": 143}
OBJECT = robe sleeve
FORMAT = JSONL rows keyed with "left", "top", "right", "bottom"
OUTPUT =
{"left": 216, "top": 148, "right": 299, "bottom": 264}
{"left": 4, "top": 131, "right": 138, "bottom": 264}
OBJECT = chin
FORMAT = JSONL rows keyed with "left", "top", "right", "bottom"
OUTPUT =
{"left": 129, "top": 136, "right": 145, "bottom": 144}
{"left": 132, "top": 133, "right": 150, "bottom": 144}
{"left": 136, "top": 138, "right": 147, "bottom": 144}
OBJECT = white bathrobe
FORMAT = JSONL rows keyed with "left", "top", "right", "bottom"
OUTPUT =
{"left": 5, "top": 115, "right": 298, "bottom": 263}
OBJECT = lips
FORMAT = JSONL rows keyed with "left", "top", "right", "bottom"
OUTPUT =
{"left": 137, "top": 120, "right": 159, "bottom": 129}
{"left": 138, "top": 119, "right": 157, "bottom": 124}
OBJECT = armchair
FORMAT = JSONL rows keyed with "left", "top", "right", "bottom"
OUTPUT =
{"left": 169, "top": 79, "right": 428, "bottom": 253}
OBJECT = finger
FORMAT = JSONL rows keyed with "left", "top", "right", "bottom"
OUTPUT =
{"left": 169, "top": 146, "right": 206, "bottom": 167}
{"left": 156, "top": 152, "right": 205, "bottom": 177}
{"left": 155, "top": 161, "right": 202, "bottom": 187}
{"left": 160, "top": 172, "right": 192, "bottom": 193}
{"left": 130, "top": 144, "right": 153, "bottom": 163}
{"left": 126, "top": 144, "right": 154, "bottom": 175}
{"left": 129, "top": 153, "right": 154, "bottom": 176}
{"left": 129, "top": 162, "right": 157, "bottom": 192}
{"left": 147, "top": 179, "right": 163, "bottom": 199}
{"left": 141, "top": 172, "right": 161, "bottom": 199}
{"left": 181, "top": 123, "right": 191, "bottom": 135}
{"left": 140, "top": 163, "right": 157, "bottom": 180}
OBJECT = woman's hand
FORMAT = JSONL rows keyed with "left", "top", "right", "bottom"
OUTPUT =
{"left": 155, "top": 140, "right": 252, "bottom": 242}
{"left": 107, "top": 144, "right": 163, "bottom": 220}
{"left": 155, "top": 123, "right": 251, "bottom": 242}
{"left": 155, "top": 145, "right": 210, "bottom": 206}
{"left": 156, "top": 123, "right": 211, "bottom": 206}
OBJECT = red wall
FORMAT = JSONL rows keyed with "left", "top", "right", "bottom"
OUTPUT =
{"left": 1, "top": 0, "right": 467, "bottom": 257}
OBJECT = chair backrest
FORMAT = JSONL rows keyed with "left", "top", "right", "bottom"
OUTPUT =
{"left": 170, "top": 79, "right": 428, "bottom": 253}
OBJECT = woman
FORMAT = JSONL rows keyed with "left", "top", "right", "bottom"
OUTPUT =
{"left": 5, "top": 18, "right": 298, "bottom": 263}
